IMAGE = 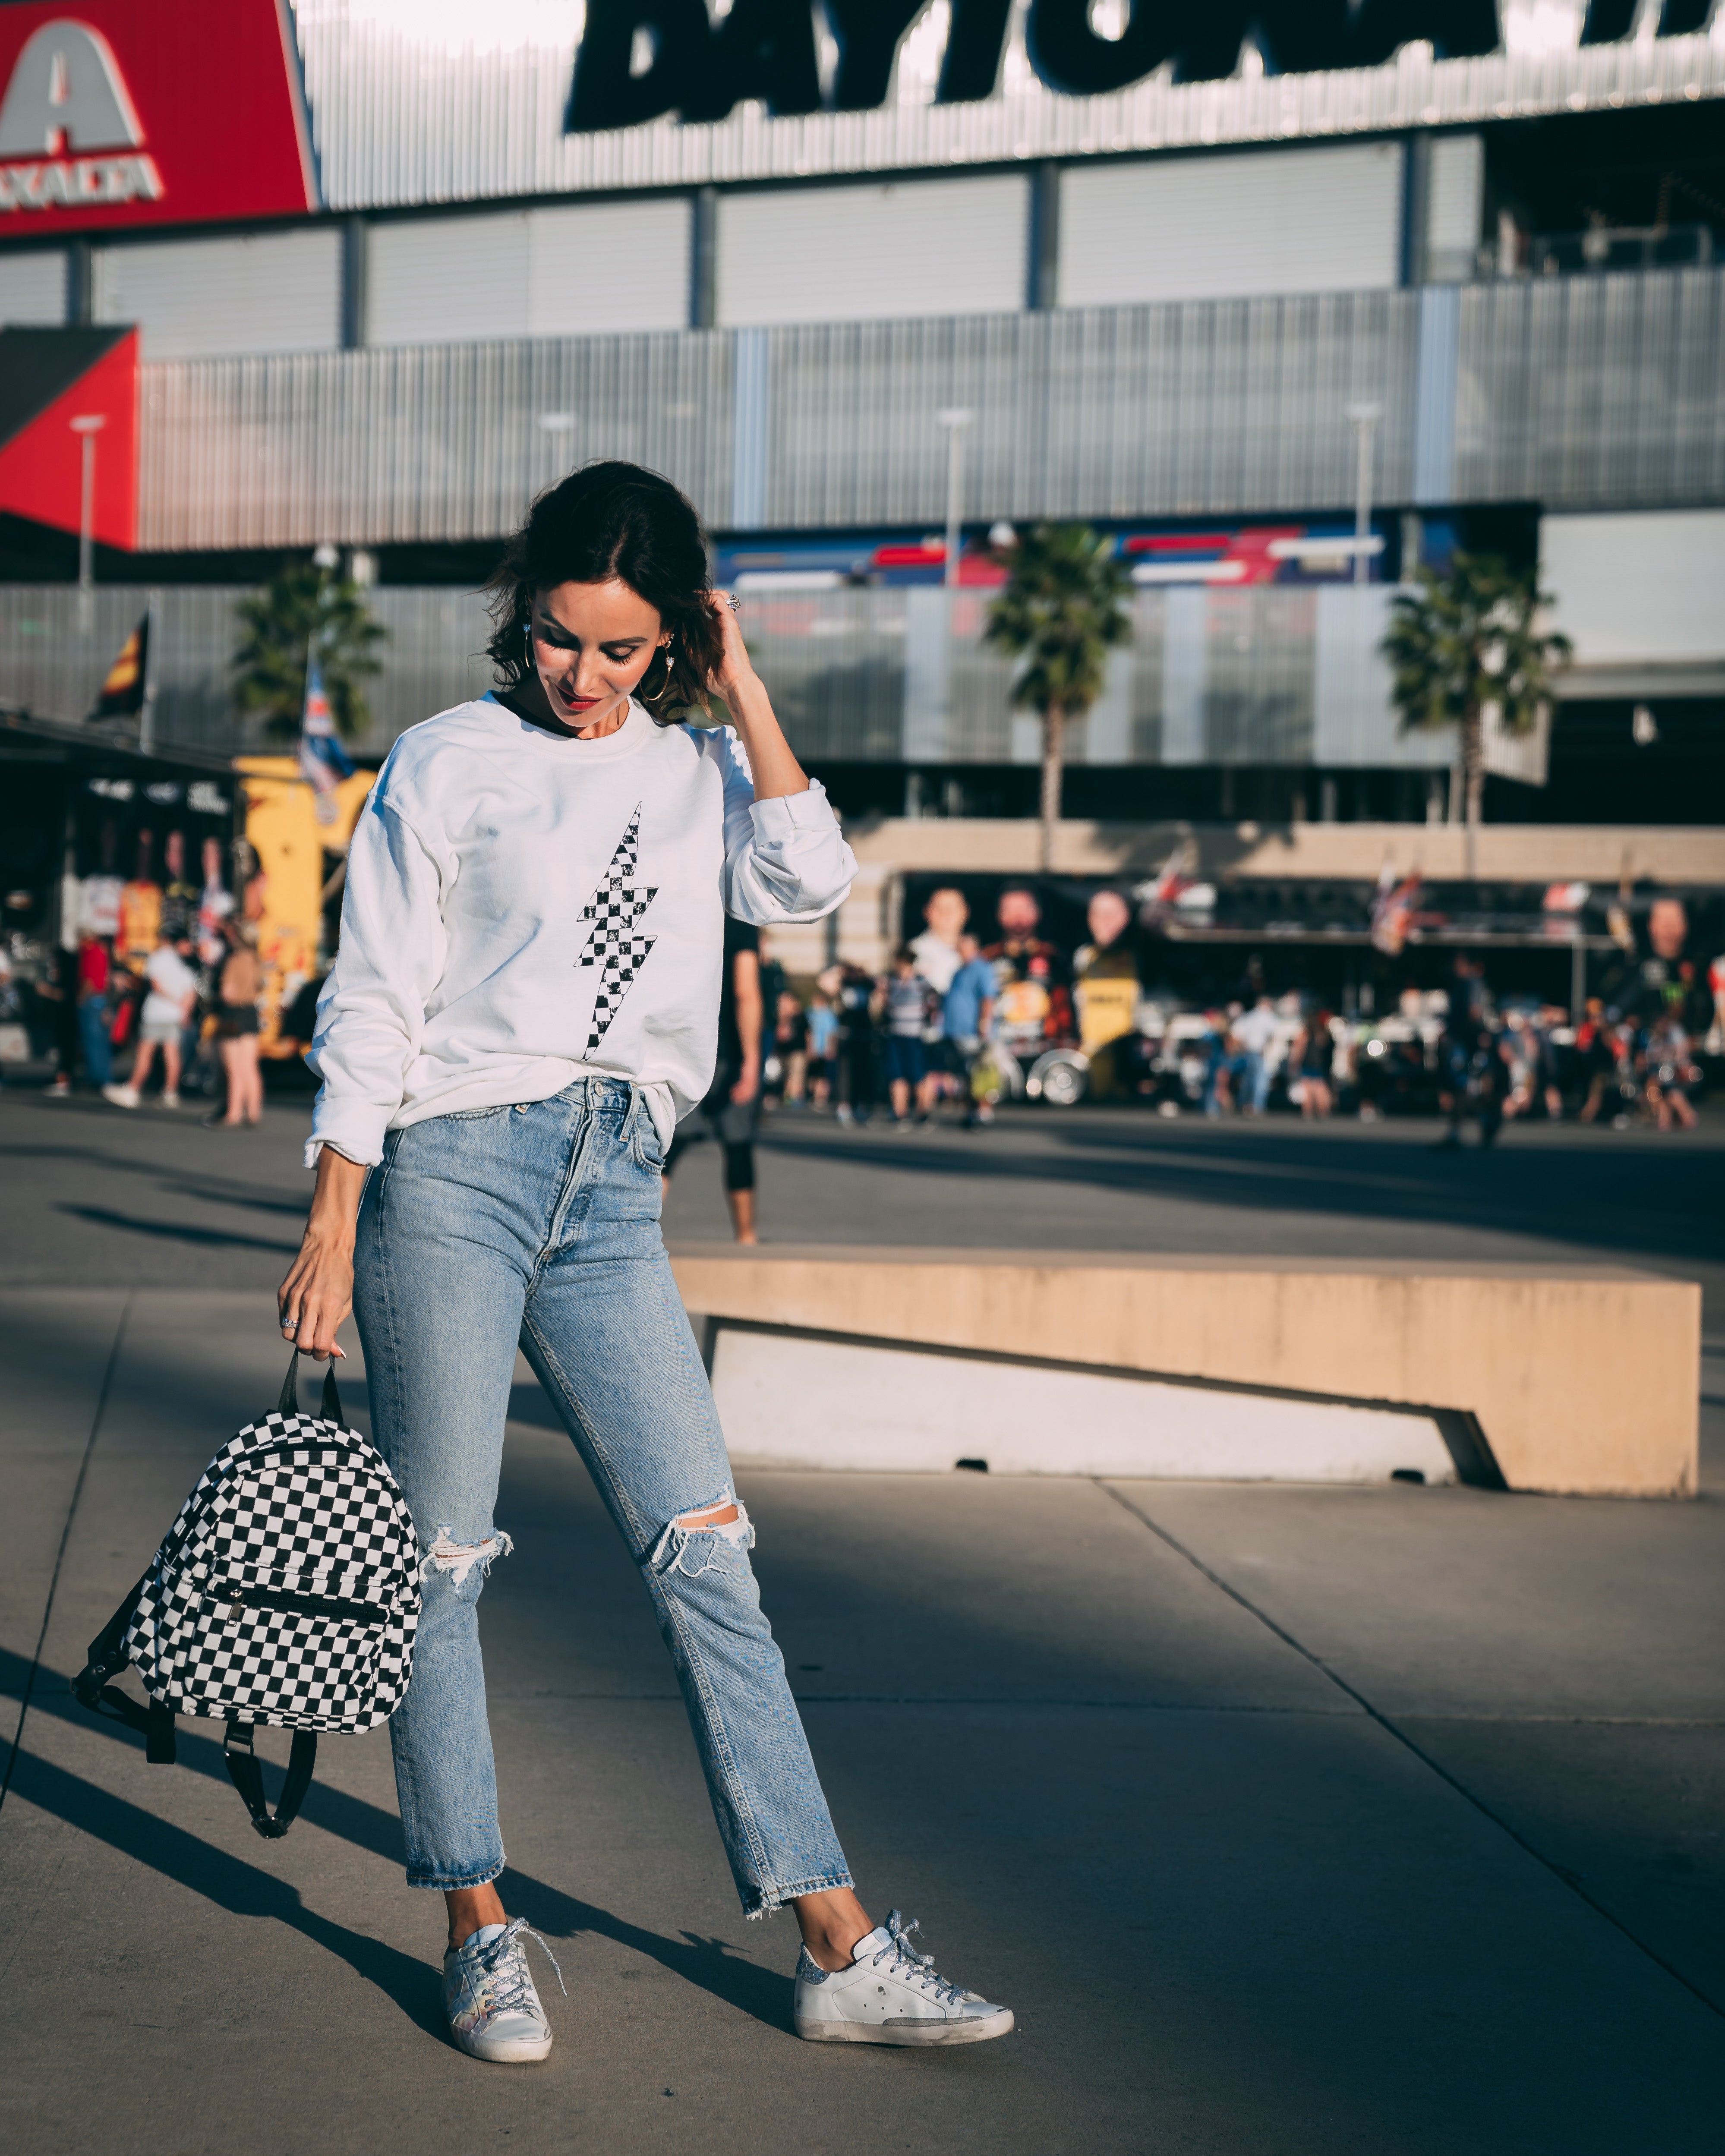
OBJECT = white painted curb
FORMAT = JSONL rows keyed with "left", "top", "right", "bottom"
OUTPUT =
{"left": 712, "top": 1328, "right": 1456, "bottom": 1484}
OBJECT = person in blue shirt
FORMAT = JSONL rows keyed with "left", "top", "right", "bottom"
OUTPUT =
{"left": 942, "top": 933, "right": 998, "bottom": 1128}
{"left": 805, "top": 990, "right": 839, "bottom": 1109}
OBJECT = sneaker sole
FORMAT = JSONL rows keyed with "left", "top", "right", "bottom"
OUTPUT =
{"left": 795, "top": 2008, "right": 1014, "bottom": 2047}
{"left": 451, "top": 2027, "right": 553, "bottom": 2064}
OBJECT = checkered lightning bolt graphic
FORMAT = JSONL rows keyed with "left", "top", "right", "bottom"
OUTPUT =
{"left": 576, "top": 804, "right": 658, "bottom": 1053}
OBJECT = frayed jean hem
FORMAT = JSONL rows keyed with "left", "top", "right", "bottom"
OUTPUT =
{"left": 406, "top": 1855, "right": 507, "bottom": 1892}
{"left": 744, "top": 1869, "right": 855, "bottom": 1920}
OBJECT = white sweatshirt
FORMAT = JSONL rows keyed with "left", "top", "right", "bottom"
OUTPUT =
{"left": 305, "top": 694, "right": 855, "bottom": 1168}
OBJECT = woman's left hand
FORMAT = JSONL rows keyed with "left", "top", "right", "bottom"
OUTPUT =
{"left": 706, "top": 591, "right": 759, "bottom": 700}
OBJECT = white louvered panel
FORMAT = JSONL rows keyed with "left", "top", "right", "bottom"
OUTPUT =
{"left": 1058, "top": 144, "right": 1404, "bottom": 309}
{"left": 1426, "top": 133, "right": 1485, "bottom": 282}
{"left": 368, "top": 200, "right": 691, "bottom": 345}
{"left": 716, "top": 175, "right": 1028, "bottom": 328}
{"left": 368, "top": 214, "right": 530, "bottom": 344}
{"left": 0, "top": 249, "right": 66, "bottom": 325}
{"left": 526, "top": 199, "right": 692, "bottom": 334}
{"left": 93, "top": 228, "right": 341, "bottom": 360}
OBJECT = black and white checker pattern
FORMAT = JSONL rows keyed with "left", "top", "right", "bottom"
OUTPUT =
{"left": 576, "top": 804, "right": 658, "bottom": 1053}
{"left": 123, "top": 1403, "right": 421, "bottom": 1734}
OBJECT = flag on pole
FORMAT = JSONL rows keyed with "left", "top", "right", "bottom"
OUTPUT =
{"left": 90, "top": 613, "right": 149, "bottom": 720}
{"left": 298, "top": 652, "right": 355, "bottom": 825}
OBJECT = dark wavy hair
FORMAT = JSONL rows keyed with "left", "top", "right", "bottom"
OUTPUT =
{"left": 484, "top": 461, "right": 721, "bottom": 724}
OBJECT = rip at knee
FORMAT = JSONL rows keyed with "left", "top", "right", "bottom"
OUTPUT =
{"left": 649, "top": 1489, "right": 754, "bottom": 1577}
{"left": 422, "top": 1528, "right": 514, "bottom": 1602}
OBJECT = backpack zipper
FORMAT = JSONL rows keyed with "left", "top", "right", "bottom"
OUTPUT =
{"left": 214, "top": 1587, "right": 392, "bottom": 1625}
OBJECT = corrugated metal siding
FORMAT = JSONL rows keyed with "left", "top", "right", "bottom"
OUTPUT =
{"left": 0, "top": 579, "right": 1447, "bottom": 771}
{"left": 716, "top": 175, "right": 1028, "bottom": 327}
{"left": 0, "top": 586, "right": 247, "bottom": 753}
{"left": 134, "top": 267, "right": 1725, "bottom": 551}
{"left": 291, "top": 4, "right": 1725, "bottom": 213}
{"left": 764, "top": 291, "right": 1418, "bottom": 530}
{"left": 368, "top": 199, "right": 692, "bottom": 345}
{"left": 0, "top": 584, "right": 495, "bottom": 755}
{"left": 1058, "top": 144, "right": 1403, "bottom": 309}
{"left": 732, "top": 588, "right": 906, "bottom": 763}
{"left": 139, "top": 332, "right": 734, "bottom": 551}
{"left": 95, "top": 229, "right": 343, "bottom": 362}
{"left": 0, "top": 248, "right": 66, "bottom": 325}
{"left": 1205, "top": 588, "right": 1317, "bottom": 765}
{"left": 1454, "top": 268, "right": 1725, "bottom": 510}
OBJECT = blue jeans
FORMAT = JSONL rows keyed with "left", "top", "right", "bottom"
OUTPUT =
{"left": 353, "top": 1077, "right": 851, "bottom": 1915}
{"left": 78, "top": 1000, "right": 112, "bottom": 1088}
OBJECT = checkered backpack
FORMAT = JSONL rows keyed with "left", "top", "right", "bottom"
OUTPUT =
{"left": 73, "top": 1354, "right": 422, "bottom": 1838}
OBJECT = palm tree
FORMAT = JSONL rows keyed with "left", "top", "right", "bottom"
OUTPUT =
{"left": 234, "top": 555, "right": 387, "bottom": 742}
{"left": 1382, "top": 552, "right": 1570, "bottom": 876}
{"left": 984, "top": 523, "right": 1132, "bottom": 871}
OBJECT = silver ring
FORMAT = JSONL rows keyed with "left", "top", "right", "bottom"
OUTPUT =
{"left": 726, "top": 592, "right": 740, "bottom": 611}
{"left": 282, "top": 1318, "right": 297, "bottom": 1333}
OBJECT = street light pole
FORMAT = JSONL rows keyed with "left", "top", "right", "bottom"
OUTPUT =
{"left": 937, "top": 407, "right": 973, "bottom": 589}
{"left": 70, "top": 413, "right": 106, "bottom": 634}
{"left": 1345, "top": 402, "right": 1381, "bottom": 587}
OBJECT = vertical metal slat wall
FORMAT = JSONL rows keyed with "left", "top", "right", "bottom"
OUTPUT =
{"left": 135, "top": 268, "right": 1724, "bottom": 555}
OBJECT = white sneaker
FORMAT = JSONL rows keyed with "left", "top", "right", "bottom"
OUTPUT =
{"left": 794, "top": 1911, "right": 1013, "bottom": 2046}
{"left": 442, "top": 1918, "right": 563, "bottom": 2064}
{"left": 161, "top": 1090, "right": 181, "bottom": 1109}
{"left": 102, "top": 1084, "right": 140, "bottom": 1109}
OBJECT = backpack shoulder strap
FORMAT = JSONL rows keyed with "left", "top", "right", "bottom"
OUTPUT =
{"left": 223, "top": 1721, "right": 317, "bottom": 1839}
{"left": 70, "top": 1573, "right": 177, "bottom": 1762}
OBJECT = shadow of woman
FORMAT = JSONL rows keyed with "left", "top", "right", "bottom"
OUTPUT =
{"left": 16, "top": 1683, "right": 798, "bottom": 2038}
{"left": 9, "top": 1745, "right": 448, "bottom": 2042}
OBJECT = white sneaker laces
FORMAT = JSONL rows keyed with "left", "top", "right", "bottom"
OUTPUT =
{"left": 869, "top": 1912, "right": 967, "bottom": 2008}
{"left": 471, "top": 1917, "right": 566, "bottom": 2013}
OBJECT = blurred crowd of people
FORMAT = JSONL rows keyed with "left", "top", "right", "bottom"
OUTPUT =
{"left": 753, "top": 885, "right": 1082, "bottom": 1134}
{"left": 0, "top": 826, "right": 269, "bottom": 1128}
{"left": 738, "top": 885, "right": 1721, "bottom": 1147}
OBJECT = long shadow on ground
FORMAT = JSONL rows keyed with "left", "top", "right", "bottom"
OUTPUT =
{"left": 3, "top": 1650, "right": 795, "bottom": 2036}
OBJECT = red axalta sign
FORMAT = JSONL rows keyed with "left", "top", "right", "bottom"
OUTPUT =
{"left": 0, "top": 0, "right": 318, "bottom": 234}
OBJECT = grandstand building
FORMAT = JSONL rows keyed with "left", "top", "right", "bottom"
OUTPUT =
{"left": 1, "top": 0, "right": 1722, "bottom": 833}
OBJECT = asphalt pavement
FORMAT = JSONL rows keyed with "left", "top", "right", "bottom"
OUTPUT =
{"left": 3, "top": 1082, "right": 1722, "bottom": 2153}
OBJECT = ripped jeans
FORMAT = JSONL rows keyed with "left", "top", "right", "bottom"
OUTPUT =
{"left": 352, "top": 1076, "right": 852, "bottom": 1916}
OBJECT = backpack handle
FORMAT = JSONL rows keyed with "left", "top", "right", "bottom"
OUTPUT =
{"left": 279, "top": 1350, "right": 343, "bottom": 1426}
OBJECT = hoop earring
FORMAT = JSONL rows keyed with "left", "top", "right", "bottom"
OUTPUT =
{"left": 644, "top": 642, "right": 676, "bottom": 703}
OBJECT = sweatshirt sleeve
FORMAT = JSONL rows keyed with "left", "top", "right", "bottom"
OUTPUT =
{"left": 711, "top": 727, "right": 857, "bottom": 926}
{"left": 304, "top": 792, "right": 448, "bottom": 1169}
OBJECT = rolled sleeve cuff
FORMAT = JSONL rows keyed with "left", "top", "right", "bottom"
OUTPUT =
{"left": 749, "top": 779, "right": 838, "bottom": 837}
{"left": 304, "top": 1108, "right": 388, "bottom": 1173}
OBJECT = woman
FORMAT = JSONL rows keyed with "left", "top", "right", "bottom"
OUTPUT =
{"left": 277, "top": 464, "right": 1011, "bottom": 2065}
{"left": 1293, "top": 1008, "right": 1334, "bottom": 1119}
{"left": 207, "top": 922, "right": 264, "bottom": 1127}
{"left": 104, "top": 928, "right": 198, "bottom": 1109}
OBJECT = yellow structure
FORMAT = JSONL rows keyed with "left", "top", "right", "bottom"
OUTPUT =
{"left": 233, "top": 757, "right": 373, "bottom": 1056}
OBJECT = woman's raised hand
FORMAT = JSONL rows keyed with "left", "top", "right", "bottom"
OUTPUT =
{"left": 705, "top": 590, "right": 759, "bottom": 700}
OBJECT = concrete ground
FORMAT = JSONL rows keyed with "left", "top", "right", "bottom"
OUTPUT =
{"left": 2, "top": 1085, "right": 1723, "bottom": 2153}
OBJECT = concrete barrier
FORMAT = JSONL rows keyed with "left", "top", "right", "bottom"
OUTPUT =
{"left": 671, "top": 1247, "right": 1700, "bottom": 1498}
